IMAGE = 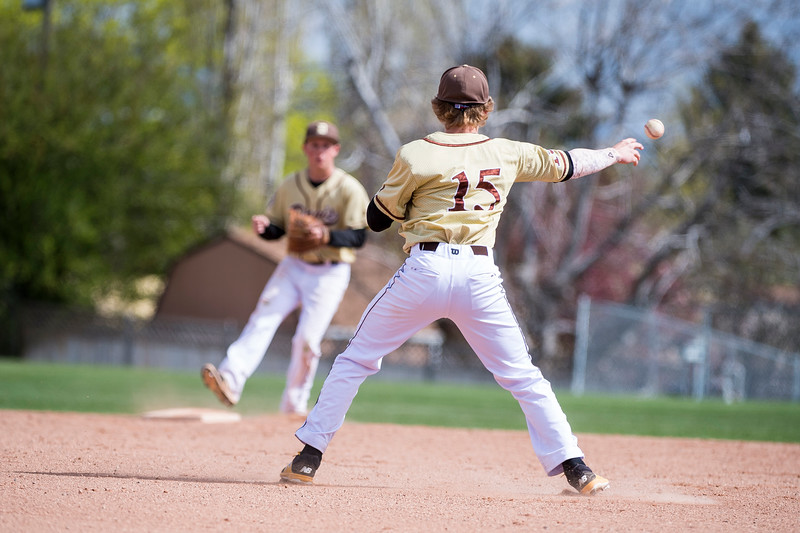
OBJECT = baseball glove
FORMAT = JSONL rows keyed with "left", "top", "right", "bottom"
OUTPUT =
{"left": 287, "top": 209, "right": 330, "bottom": 253}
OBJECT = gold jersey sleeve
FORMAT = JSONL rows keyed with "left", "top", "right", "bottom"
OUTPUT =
{"left": 266, "top": 168, "right": 369, "bottom": 263}
{"left": 373, "top": 132, "right": 571, "bottom": 253}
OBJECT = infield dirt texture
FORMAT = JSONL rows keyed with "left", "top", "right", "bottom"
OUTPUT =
{"left": 2, "top": 409, "right": 798, "bottom": 532}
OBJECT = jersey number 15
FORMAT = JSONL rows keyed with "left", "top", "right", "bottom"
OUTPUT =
{"left": 449, "top": 169, "right": 502, "bottom": 212}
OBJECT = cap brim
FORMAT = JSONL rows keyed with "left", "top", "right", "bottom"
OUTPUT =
{"left": 305, "top": 135, "right": 339, "bottom": 144}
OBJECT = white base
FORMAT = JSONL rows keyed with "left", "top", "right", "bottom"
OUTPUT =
{"left": 141, "top": 407, "right": 241, "bottom": 424}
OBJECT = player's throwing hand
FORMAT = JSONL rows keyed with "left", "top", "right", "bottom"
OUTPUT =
{"left": 613, "top": 138, "right": 644, "bottom": 166}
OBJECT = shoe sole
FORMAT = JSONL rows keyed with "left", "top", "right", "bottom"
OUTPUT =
{"left": 580, "top": 476, "right": 610, "bottom": 495}
{"left": 279, "top": 465, "right": 314, "bottom": 485}
{"left": 201, "top": 364, "right": 237, "bottom": 407}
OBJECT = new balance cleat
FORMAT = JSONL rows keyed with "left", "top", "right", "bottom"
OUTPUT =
{"left": 201, "top": 363, "right": 239, "bottom": 407}
{"left": 279, "top": 452, "right": 320, "bottom": 485}
{"left": 562, "top": 458, "right": 610, "bottom": 495}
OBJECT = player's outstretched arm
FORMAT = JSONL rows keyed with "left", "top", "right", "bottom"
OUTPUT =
{"left": 567, "top": 138, "right": 643, "bottom": 180}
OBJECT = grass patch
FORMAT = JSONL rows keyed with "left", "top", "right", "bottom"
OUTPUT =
{"left": 2, "top": 359, "right": 799, "bottom": 442}
{"left": 558, "top": 394, "right": 800, "bottom": 442}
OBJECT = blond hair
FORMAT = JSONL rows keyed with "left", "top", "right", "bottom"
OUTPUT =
{"left": 431, "top": 97, "right": 494, "bottom": 130}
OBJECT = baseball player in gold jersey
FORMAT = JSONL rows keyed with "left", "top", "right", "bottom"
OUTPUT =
{"left": 202, "top": 120, "right": 370, "bottom": 417}
{"left": 279, "top": 66, "right": 642, "bottom": 494}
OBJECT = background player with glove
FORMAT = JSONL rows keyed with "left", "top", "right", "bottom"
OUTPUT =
{"left": 279, "top": 66, "right": 642, "bottom": 494}
{"left": 202, "top": 120, "right": 370, "bottom": 417}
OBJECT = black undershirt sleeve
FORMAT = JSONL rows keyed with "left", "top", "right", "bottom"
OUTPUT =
{"left": 366, "top": 199, "right": 393, "bottom": 232}
{"left": 258, "top": 224, "right": 366, "bottom": 248}
{"left": 258, "top": 225, "right": 285, "bottom": 240}
{"left": 328, "top": 228, "right": 366, "bottom": 248}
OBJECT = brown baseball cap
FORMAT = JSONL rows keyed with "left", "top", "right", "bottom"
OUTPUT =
{"left": 304, "top": 120, "right": 340, "bottom": 144}
{"left": 436, "top": 64, "right": 489, "bottom": 106}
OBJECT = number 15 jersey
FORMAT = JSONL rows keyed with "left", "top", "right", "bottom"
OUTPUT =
{"left": 372, "top": 131, "right": 574, "bottom": 254}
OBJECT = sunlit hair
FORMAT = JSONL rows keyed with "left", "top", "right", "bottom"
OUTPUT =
{"left": 431, "top": 97, "right": 494, "bottom": 129}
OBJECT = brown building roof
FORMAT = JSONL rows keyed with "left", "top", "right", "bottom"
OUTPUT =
{"left": 156, "top": 227, "right": 405, "bottom": 329}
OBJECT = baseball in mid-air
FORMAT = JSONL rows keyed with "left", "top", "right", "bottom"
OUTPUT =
{"left": 644, "top": 118, "right": 665, "bottom": 140}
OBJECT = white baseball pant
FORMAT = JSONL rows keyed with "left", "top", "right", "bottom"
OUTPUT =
{"left": 295, "top": 243, "right": 583, "bottom": 476}
{"left": 219, "top": 256, "right": 350, "bottom": 414}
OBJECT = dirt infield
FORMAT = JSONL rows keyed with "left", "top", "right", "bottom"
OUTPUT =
{"left": 1, "top": 409, "right": 798, "bottom": 532}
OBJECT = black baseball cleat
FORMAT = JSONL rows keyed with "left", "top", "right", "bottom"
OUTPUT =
{"left": 562, "top": 458, "right": 610, "bottom": 495}
{"left": 279, "top": 452, "right": 321, "bottom": 485}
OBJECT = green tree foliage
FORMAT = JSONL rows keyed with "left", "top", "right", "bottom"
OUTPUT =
{"left": 667, "top": 21, "right": 800, "bottom": 345}
{"left": 0, "top": 1, "right": 235, "bottom": 349}
{"left": 279, "top": 72, "right": 340, "bottom": 184}
{"left": 470, "top": 36, "right": 591, "bottom": 145}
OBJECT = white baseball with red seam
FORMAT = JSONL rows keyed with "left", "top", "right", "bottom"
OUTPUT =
{"left": 644, "top": 119, "right": 664, "bottom": 139}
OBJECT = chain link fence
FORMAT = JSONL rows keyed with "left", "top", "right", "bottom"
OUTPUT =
{"left": 21, "top": 304, "right": 243, "bottom": 369}
{"left": 21, "top": 298, "right": 800, "bottom": 402}
{"left": 18, "top": 303, "right": 448, "bottom": 380}
{"left": 571, "top": 295, "right": 800, "bottom": 402}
